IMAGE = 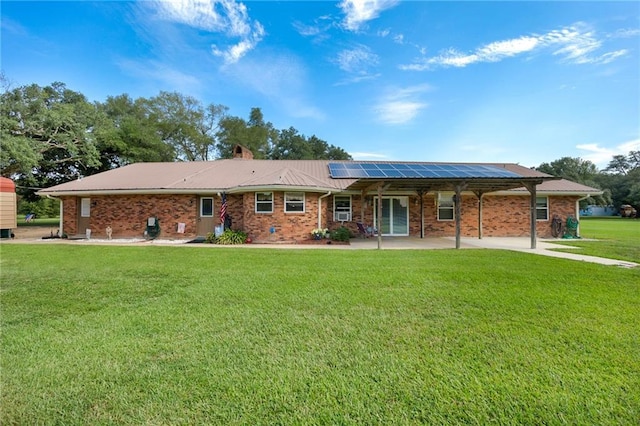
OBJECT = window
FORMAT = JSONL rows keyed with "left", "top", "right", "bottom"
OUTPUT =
{"left": 437, "top": 193, "right": 454, "bottom": 221}
{"left": 255, "top": 192, "right": 273, "bottom": 213}
{"left": 200, "top": 197, "right": 213, "bottom": 217}
{"left": 80, "top": 198, "right": 91, "bottom": 217}
{"left": 334, "top": 195, "right": 352, "bottom": 221}
{"left": 285, "top": 192, "right": 305, "bottom": 213}
{"left": 536, "top": 196, "right": 549, "bottom": 221}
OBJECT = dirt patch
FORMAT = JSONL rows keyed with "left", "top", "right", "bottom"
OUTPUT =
{"left": 11, "top": 226, "right": 60, "bottom": 239}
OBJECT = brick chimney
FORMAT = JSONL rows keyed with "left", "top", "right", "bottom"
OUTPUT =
{"left": 233, "top": 145, "right": 254, "bottom": 159}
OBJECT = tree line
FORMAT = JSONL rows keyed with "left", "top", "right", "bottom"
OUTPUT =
{"left": 1, "top": 79, "right": 638, "bottom": 214}
{"left": 0, "top": 80, "right": 351, "bottom": 201}
{"left": 536, "top": 153, "right": 640, "bottom": 212}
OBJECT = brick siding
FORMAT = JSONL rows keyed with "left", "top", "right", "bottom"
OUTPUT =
{"left": 61, "top": 192, "right": 580, "bottom": 240}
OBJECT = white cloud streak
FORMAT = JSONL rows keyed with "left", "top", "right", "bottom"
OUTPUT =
{"left": 373, "top": 84, "right": 431, "bottom": 125}
{"left": 152, "top": 0, "right": 264, "bottom": 64}
{"left": 339, "top": 0, "right": 400, "bottom": 31}
{"left": 577, "top": 139, "right": 640, "bottom": 167}
{"left": 335, "top": 45, "right": 379, "bottom": 73}
{"left": 401, "top": 22, "right": 635, "bottom": 71}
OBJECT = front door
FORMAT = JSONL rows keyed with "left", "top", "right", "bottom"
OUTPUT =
{"left": 77, "top": 197, "right": 91, "bottom": 235}
{"left": 374, "top": 196, "right": 409, "bottom": 236}
{"left": 196, "top": 197, "right": 215, "bottom": 236}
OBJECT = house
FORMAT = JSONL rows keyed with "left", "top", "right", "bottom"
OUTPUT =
{"left": 38, "top": 146, "right": 602, "bottom": 246}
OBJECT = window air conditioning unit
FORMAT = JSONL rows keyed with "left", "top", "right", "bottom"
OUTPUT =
{"left": 336, "top": 212, "right": 350, "bottom": 222}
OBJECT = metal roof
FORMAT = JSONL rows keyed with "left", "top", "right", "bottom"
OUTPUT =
{"left": 37, "top": 159, "right": 600, "bottom": 197}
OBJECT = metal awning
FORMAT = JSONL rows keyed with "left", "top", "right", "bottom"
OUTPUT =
{"left": 328, "top": 162, "right": 559, "bottom": 250}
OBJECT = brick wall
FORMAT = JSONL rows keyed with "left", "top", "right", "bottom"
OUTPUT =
{"left": 325, "top": 193, "right": 580, "bottom": 239}
{"left": 242, "top": 192, "right": 325, "bottom": 243}
{"left": 62, "top": 194, "right": 199, "bottom": 239}
{"left": 60, "top": 192, "right": 580, "bottom": 240}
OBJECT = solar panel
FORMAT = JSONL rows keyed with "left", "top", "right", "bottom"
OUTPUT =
{"left": 328, "top": 162, "right": 521, "bottom": 179}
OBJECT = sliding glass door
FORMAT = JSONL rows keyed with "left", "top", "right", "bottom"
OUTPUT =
{"left": 374, "top": 196, "right": 409, "bottom": 236}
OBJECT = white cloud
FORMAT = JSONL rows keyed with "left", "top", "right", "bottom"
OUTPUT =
{"left": 577, "top": 139, "right": 640, "bottom": 167}
{"left": 151, "top": 0, "right": 264, "bottom": 64}
{"left": 292, "top": 16, "right": 333, "bottom": 43}
{"left": 400, "top": 22, "right": 635, "bottom": 71}
{"left": 350, "top": 151, "right": 390, "bottom": 160}
{"left": 339, "top": 0, "right": 400, "bottom": 31}
{"left": 118, "top": 58, "right": 201, "bottom": 93}
{"left": 335, "top": 45, "right": 379, "bottom": 73}
{"left": 373, "top": 84, "right": 431, "bottom": 125}
{"left": 222, "top": 54, "right": 325, "bottom": 120}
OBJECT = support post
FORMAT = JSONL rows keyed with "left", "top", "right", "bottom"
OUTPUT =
{"left": 377, "top": 183, "right": 383, "bottom": 250}
{"left": 524, "top": 182, "right": 538, "bottom": 249}
{"left": 454, "top": 184, "right": 464, "bottom": 249}
{"left": 473, "top": 190, "right": 484, "bottom": 239}
{"left": 360, "top": 190, "right": 366, "bottom": 223}
{"left": 419, "top": 190, "right": 425, "bottom": 239}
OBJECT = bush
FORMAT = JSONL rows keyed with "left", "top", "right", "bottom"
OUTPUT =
{"left": 330, "top": 226, "right": 351, "bottom": 242}
{"left": 206, "top": 229, "right": 247, "bottom": 245}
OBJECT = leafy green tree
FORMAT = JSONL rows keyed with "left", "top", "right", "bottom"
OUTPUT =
{"left": 216, "top": 107, "right": 276, "bottom": 159}
{"left": 536, "top": 156, "right": 609, "bottom": 207}
{"left": 1, "top": 82, "right": 102, "bottom": 200}
{"left": 599, "top": 151, "right": 640, "bottom": 210}
{"left": 271, "top": 128, "right": 352, "bottom": 160}
{"left": 271, "top": 127, "right": 310, "bottom": 159}
{"left": 97, "top": 94, "right": 174, "bottom": 167}
{"left": 147, "top": 91, "right": 227, "bottom": 161}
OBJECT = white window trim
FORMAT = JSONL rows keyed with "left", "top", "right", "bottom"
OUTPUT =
{"left": 536, "top": 196, "right": 549, "bottom": 221}
{"left": 333, "top": 195, "right": 352, "bottom": 221}
{"left": 437, "top": 193, "right": 455, "bottom": 221}
{"left": 200, "top": 197, "right": 214, "bottom": 217}
{"left": 80, "top": 198, "right": 91, "bottom": 217}
{"left": 284, "top": 192, "right": 305, "bottom": 213}
{"left": 255, "top": 192, "right": 273, "bottom": 214}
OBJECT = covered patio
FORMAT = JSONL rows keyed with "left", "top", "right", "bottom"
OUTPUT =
{"left": 330, "top": 162, "right": 558, "bottom": 250}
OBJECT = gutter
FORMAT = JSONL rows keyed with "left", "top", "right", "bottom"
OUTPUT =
{"left": 37, "top": 186, "right": 339, "bottom": 197}
{"left": 317, "top": 191, "right": 332, "bottom": 230}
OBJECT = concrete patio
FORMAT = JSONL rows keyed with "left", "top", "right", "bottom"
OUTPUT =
{"left": 348, "top": 236, "right": 638, "bottom": 268}
{"left": 3, "top": 230, "right": 637, "bottom": 268}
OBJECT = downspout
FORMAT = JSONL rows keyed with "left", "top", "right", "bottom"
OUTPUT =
{"left": 46, "top": 194, "right": 63, "bottom": 237}
{"left": 317, "top": 191, "right": 332, "bottom": 229}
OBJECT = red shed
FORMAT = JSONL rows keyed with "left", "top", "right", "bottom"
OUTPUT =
{"left": 0, "top": 177, "right": 17, "bottom": 237}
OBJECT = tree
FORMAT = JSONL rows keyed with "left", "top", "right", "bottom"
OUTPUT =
{"left": 270, "top": 129, "right": 352, "bottom": 160}
{"left": 599, "top": 151, "right": 640, "bottom": 210}
{"left": 536, "top": 156, "right": 609, "bottom": 207}
{"left": 216, "top": 107, "right": 276, "bottom": 159}
{"left": 147, "top": 91, "right": 227, "bottom": 161}
{"left": 1, "top": 82, "right": 103, "bottom": 200}
{"left": 97, "top": 94, "right": 174, "bottom": 167}
{"left": 271, "top": 127, "right": 310, "bottom": 159}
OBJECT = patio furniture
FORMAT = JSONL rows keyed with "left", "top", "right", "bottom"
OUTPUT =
{"left": 356, "top": 222, "right": 375, "bottom": 238}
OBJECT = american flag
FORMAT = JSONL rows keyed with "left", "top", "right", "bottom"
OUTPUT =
{"left": 220, "top": 192, "right": 227, "bottom": 223}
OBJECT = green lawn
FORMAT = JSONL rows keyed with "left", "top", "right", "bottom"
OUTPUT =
{"left": 16, "top": 216, "right": 60, "bottom": 227}
{"left": 1, "top": 245, "right": 639, "bottom": 424}
{"left": 552, "top": 217, "right": 640, "bottom": 263}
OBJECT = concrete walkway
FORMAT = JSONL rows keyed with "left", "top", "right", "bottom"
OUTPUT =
{"left": 3, "top": 234, "right": 637, "bottom": 268}
{"left": 348, "top": 236, "right": 638, "bottom": 268}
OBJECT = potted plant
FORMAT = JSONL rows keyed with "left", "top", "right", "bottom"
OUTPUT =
{"left": 311, "top": 228, "right": 329, "bottom": 240}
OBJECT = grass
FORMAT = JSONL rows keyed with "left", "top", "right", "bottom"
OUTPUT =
{"left": 1, "top": 244, "right": 639, "bottom": 424}
{"left": 551, "top": 217, "right": 640, "bottom": 263}
{"left": 16, "top": 217, "right": 60, "bottom": 227}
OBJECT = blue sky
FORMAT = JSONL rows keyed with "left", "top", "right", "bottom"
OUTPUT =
{"left": 2, "top": 1, "right": 639, "bottom": 168}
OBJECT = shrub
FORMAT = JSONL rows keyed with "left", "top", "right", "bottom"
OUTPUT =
{"left": 208, "top": 229, "right": 247, "bottom": 245}
{"left": 330, "top": 226, "right": 351, "bottom": 242}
